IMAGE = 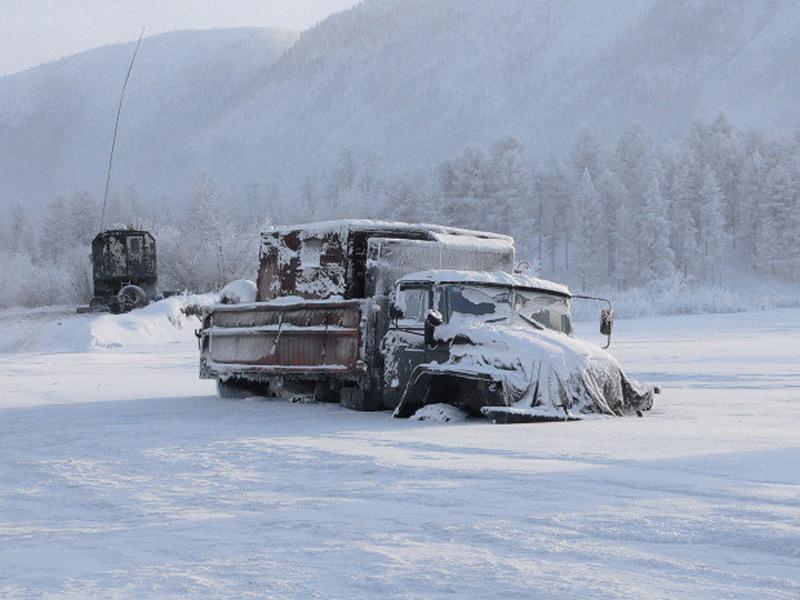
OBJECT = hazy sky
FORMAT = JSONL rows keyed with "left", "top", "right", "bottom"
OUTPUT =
{"left": 0, "top": 0, "right": 360, "bottom": 76}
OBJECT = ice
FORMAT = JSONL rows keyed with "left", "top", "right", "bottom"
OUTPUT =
{"left": 0, "top": 307, "right": 799, "bottom": 597}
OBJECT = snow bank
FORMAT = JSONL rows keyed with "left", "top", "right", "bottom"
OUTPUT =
{"left": 218, "top": 280, "right": 257, "bottom": 304}
{"left": 88, "top": 294, "right": 214, "bottom": 349}
{"left": 412, "top": 403, "right": 468, "bottom": 422}
{"left": 572, "top": 275, "right": 800, "bottom": 321}
{"left": 0, "top": 294, "right": 216, "bottom": 354}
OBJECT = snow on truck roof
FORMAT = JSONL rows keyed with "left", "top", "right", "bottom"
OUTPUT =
{"left": 398, "top": 270, "right": 572, "bottom": 297}
{"left": 265, "top": 220, "right": 513, "bottom": 246}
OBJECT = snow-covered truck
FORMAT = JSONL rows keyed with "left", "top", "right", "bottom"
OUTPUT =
{"left": 82, "top": 229, "right": 159, "bottom": 313}
{"left": 197, "top": 220, "right": 655, "bottom": 421}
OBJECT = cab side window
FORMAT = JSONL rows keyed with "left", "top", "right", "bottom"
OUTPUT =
{"left": 397, "top": 286, "right": 430, "bottom": 325}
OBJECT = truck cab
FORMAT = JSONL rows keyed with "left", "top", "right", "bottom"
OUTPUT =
{"left": 383, "top": 270, "right": 657, "bottom": 421}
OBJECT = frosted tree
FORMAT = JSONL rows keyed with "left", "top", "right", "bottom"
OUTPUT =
{"left": 738, "top": 148, "right": 765, "bottom": 263}
{"left": 385, "top": 177, "right": 416, "bottom": 223}
{"left": 667, "top": 160, "right": 699, "bottom": 277}
{"left": 39, "top": 198, "right": 69, "bottom": 263}
{"left": 66, "top": 192, "right": 97, "bottom": 246}
{"left": 242, "top": 182, "right": 267, "bottom": 225}
{"left": 689, "top": 115, "right": 745, "bottom": 250}
{"left": 438, "top": 143, "right": 492, "bottom": 199}
{"left": 614, "top": 124, "right": 654, "bottom": 201}
{"left": 356, "top": 152, "right": 386, "bottom": 219}
{"left": 436, "top": 143, "right": 491, "bottom": 230}
{"left": 755, "top": 162, "right": 796, "bottom": 276}
{"left": 697, "top": 165, "right": 729, "bottom": 284}
{"left": 530, "top": 164, "right": 551, "bottom": 270}
{"left": 555, "top": 159, "right": 578, "bottom": 272}
{"left": 301, "top": 175, "right": 319, "bottom": 218}
{"left": 325, "top": 149, "right": 357, "bottom": 216}
{"left": 595, "top": 169, "right": 628, "bottom": 284}
{"left": 158, "top": 174, "right": 261, "bottom": 292}
{"left": 386, "top": 174, "right": 434, "bottom": 224}
{"left": 488, "top": 136, "right": 529, "bottom": 237}
{"left": 530, "top": 160, "right": 575, "bottom": 274}
{"left": 3, "top": 204, "right": 35, "bottom": 255}
{"left": 574, "top": 169, "right": 602, "bottom": 291}
{"left": 571, "top": 128, "right": 601, "bottom": 181}
{"left": 637, "top": 167, "right": 674, "bottom": 283}
{"left": 180, "top": 174, "right": 229, "bottom": 289}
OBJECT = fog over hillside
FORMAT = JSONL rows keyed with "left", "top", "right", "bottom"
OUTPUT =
{"left": 1, "top": 0, "right": 799, "bottom": 309}
{"left": 2, "top": 0, "right": 800, "bottom": 207}
{"left": 0, "top": 27, "right": 297, "bottom": 205}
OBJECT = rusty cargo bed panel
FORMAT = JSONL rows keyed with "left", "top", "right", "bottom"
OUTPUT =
{"left": 205, "top": 299, "right": 365, "bottom": 374}
{"left": 210, "top": 300, "right": 362, "bottom": 328}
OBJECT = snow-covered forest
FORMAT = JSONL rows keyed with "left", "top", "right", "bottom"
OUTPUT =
{"left": 2, "top": 115, "right": 798, "bottom": 310}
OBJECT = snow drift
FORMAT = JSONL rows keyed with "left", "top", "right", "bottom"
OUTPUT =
{"left": 0, "top": 294, "right": 214, "bottom": 354}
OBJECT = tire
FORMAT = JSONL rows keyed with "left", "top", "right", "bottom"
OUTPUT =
{"left": 117, "top": 285, "right": 148, "bottom": 312}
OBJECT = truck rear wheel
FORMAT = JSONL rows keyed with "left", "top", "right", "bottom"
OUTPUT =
{"left": 118, "top": 285, "right": 148, "bottom": 312}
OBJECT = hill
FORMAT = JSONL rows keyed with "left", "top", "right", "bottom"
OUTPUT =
{"left": 2, "top": 0, "right": 800, "bottom": 207}
{"left": 0, "top": 27, "right": 297, "bottom": 206}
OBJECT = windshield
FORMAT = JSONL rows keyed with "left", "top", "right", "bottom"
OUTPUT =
{"left": 445, "top": 284, "right": 572, "bottom": 334}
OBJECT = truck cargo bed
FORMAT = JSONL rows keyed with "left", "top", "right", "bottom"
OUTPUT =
{"left": 200, "top": 299, "right": 366, "bottom": 379}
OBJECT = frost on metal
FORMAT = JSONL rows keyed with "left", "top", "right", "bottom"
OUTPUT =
{"left": 88, "top": 229, "right": 158, "bottom": 312}
{"left": 256, "top": 220, "right": 513, "bottom": 301}
{"left": 200, "top": 221, "right": 655, "bottom": 422}
{"left": 386, "top": 271, "right": 654, "bottom": 421}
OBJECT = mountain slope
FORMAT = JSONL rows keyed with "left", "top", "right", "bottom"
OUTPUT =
{"left": 200, "top": 0, "right": 799, "bottom": 187}
{"left": 0, "top": 27, "right": 297, "bottom": 205}
{"left": 2, "top": 0, "right": 800, "bottom": 208}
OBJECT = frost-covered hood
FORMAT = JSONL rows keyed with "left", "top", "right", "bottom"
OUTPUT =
{"left": 432, "top": 316, "right": 653, "bottom": 418}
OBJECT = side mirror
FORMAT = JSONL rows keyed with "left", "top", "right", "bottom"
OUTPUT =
{"left": 389, "top": 302, "right": 403, "bottom": 321}
{"left": 424, "top": 309, "right": 444, "bottom": 347}
{"left": 600, "top": 307, "right": 613, "bottom": 346}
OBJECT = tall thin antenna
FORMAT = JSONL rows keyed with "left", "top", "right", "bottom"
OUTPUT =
{"left": 100, "top": 27, "right": 145, "bottom": 232}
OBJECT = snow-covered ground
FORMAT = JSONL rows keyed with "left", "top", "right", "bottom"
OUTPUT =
{"left": 1, "top": 304, "right": 799, "bottom": 598}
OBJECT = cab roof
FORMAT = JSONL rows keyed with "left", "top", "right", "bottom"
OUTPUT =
{"left": 265, "top": 219, "right": 512, "bottom": 245}
{"left": 398, "top": 270, "right": 572, "bottom": 297}
{"left": 93, "top": 229, "right": 153, "bottom": 240}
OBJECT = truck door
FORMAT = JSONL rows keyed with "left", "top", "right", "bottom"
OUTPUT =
{"left": 125, "top": 235, "right": 145, "bottom": 277}
{"left": 382, "top": 283, "right": 447, "bottom": 408}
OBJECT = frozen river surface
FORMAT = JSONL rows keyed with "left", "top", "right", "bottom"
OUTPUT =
{"left": 1, "top": 306, "right": 799, "bottom": 598}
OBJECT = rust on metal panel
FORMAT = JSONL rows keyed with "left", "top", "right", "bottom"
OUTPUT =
{"left": 211, "top": 302, "right": 362, "bottom": 329}
{"left": 209, "top": 330, "right": 360, "bottom": 369}
{"left": 207, "top": 300, "right": 363, "bottom": 372}
{"left": 257, "top": 228, "right": 349, "bottom": 301}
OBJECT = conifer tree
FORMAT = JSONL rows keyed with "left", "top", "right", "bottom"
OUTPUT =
{"left": 637, "top": 169, "right": 674, "bottom": 283}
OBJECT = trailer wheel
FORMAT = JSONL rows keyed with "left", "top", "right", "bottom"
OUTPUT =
{"left": 118, "top": 285, "right": 148, "bottom": 312}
